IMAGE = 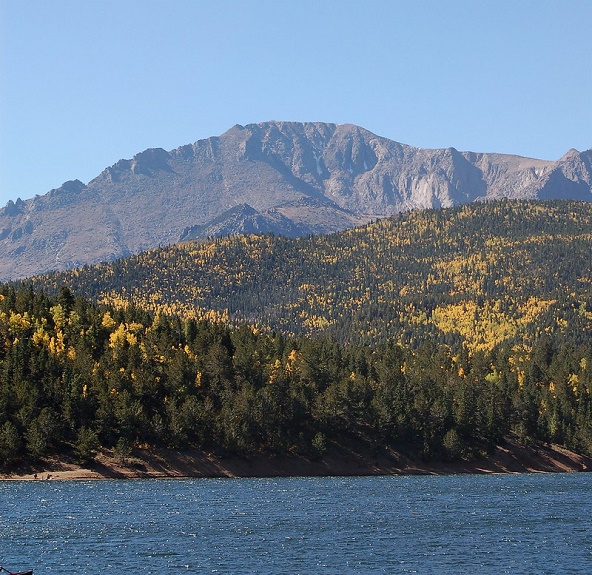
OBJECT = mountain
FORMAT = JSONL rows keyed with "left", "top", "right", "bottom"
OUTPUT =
{"left": 178, "top": 198, "right": 362, "bottom": 241}
{"left": 1, "top": 121, "right": 591, "bottom": 281}
{"left": 26, "top": 199, "right": 592, "bottom": 352}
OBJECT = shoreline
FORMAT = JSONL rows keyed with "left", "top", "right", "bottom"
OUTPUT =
{"left": 2, "top": 437, "right": 591, "bottom": 481}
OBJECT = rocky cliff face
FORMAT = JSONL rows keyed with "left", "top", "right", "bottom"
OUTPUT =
{"left": 1, "top": 121, "right": 591, "bottom": 281}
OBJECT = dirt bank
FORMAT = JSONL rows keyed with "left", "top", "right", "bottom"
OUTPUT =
{"left": 2, "top": 436, "right": 591, "bottom": 481}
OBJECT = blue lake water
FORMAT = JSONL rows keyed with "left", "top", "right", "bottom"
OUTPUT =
{"left": 1, "top": 473, "right": 591, "bottom": 574}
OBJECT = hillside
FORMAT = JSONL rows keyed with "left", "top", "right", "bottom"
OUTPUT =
{"left": 1, "top": 121, "right": 591, "bottom": 281}
{"left": 1, "top": 280, "right": 592, "bottom": 471}
{"left": 26, "top": 199, "right": 592, "bottom": 352}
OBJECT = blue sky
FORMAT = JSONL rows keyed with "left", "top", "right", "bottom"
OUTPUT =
{"left": 1, "top": 0, "right": 591, "bottom": 206}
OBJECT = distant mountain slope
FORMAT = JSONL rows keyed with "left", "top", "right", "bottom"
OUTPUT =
{"left": 1, "top": 121, "right": 591, "bottom": 281}
{"left": 27, "top": 200, "right": 592, "bottom": 351}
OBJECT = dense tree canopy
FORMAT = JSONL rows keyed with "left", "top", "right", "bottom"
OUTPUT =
{"left": 23, "top": 200, "right": 592, "bottom": 351}
{"left": 3, "top": 200, "right": 592, "bottom": 467}
{"left": 1, "top": 284, "right": 591, "bottom": 467}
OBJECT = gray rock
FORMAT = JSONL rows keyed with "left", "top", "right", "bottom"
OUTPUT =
{"left": 0, "top": 121, "right": 590, "bottom": 281}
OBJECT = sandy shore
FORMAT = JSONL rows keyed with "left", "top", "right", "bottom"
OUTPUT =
{"left": 2, "top": 436, "right": 591, "bottom": 481}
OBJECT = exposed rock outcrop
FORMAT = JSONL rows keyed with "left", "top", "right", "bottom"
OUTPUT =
{"left": 0, "top": 122, "right": 590, "bottom": 281}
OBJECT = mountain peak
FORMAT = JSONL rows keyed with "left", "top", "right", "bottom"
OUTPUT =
{"left": 0, "top": 121, "right": 590, "bottom": 282}
{"left": 560, "top": 148, "right": 581, "bottom": 161}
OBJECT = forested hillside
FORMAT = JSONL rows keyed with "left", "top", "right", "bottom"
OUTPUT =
{"left": 1, "top": 285, "right": 592, "bottom": 468}
{"left": 27, "top": 200, "right": 592, "bottom": 352}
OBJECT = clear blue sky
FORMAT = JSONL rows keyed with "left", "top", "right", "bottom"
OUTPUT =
{"left": 1, "top": 0, "right": 591, "bottom": 206}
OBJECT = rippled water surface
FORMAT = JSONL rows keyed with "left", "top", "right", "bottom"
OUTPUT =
{"left": 1, "top": 473, "right": 591, "bottom": 574}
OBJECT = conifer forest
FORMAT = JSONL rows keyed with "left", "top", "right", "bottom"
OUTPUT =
{"left": 2, "top": 200, "right": 592, "bottom": 467}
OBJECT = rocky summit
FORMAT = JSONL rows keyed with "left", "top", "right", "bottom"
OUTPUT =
{"left": 1, "top": 121, "right": 591, "bottom": 281}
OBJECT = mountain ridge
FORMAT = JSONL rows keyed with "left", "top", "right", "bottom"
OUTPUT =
{"left": 1, "top": 121, "right": 591, "bottom": 281}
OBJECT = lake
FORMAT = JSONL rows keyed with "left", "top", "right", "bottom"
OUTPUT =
{"left": 1, "top": 473, "right": 591, "bottom": 574}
